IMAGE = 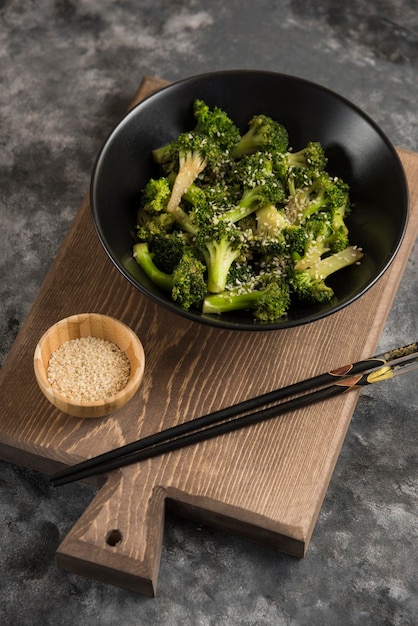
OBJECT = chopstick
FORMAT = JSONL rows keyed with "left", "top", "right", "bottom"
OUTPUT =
{"left": 50, "top": 342, "right": 418, "bottom": 487}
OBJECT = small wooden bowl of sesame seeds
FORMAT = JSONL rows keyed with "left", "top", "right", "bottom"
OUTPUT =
{"left": 34, "top": 313, "right": 145, "bottom": 418}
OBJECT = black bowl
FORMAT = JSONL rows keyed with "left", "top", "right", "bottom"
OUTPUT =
{"left": 90, "top": 70, "right": 409, "bottom": 331}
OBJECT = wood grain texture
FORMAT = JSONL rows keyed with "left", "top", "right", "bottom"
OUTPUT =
{"left": 33, "top": 313, "right": 145, "bottom": 418}
{"left": 1, "top": 76, "right": 417, "bottom": 596}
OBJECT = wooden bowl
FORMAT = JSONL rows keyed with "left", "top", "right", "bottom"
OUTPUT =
{"left": 34, "top": 313, "right": 145, "bottom": 418}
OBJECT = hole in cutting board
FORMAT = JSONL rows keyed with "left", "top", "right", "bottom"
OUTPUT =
{"left": 106, "top": 529, "right": 123, "bottom": 547}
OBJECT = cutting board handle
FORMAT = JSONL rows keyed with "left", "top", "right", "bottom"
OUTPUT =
{"left": 56, "top": 470, "right": 167, "bottom": 596}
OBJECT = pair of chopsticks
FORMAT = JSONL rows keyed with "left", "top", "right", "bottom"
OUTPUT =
{"left": 50, "top": 341, "right": 418, "bottom": 487}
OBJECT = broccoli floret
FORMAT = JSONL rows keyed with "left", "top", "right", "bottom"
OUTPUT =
{"left": 171, "top": 248, "right": 207, "bottom": 310}
{"left": 153, "top": 99, "right": 240, "bottom": 164}
{"left": 193, "top": 99, "right": 241, "bottom": 151}
{"left": 146, "top": 140, "right": 209, "bottom": 235}
{"left": 183, "top": 179, "right": 241, "bottom": 218}
{"left": 286, "top": 186, "right": 350, "bottom": 268}
{"left": 151, "top": 143, "right": 172, "bottom": 166}
{"left": 148, "top": 231, "right": 187, "bottom": 274}
{"left": 221, "top": 153, "right": 286, "bottom": 223}
{"left": 290, "top": 141, "right": 327, "bottom": 171}
{"left": 255, "top": 204, "right": 304, "bottom": 243}
{"left": 231, "top": 114, "right": 289, "bottom": 159}
{"left": 289, "top": 245, "right": 364, "bottom": 304}
{"left": 139, "top": 177, "right": 171, "bottom": 214}
{"left": 255, "top": 204, "right": 289, "bottom": 238}
{"left": 164, "top": 131, "right": 223, "bottom": 220}
{"left": 196, "top": 219, "right": 246, "bottom": 293}
{"left": 137, "top": 106, "right": 363, "bottom": 323}
{"left": 282, "top": 224, "right": 308, "bottom": 259}
{"left": 290, "top": 214, "right": 332, "bottom": 270}
{"left": 133, "top": 242, "right": 207, "bottom": 310}
{"left": 222, "top": 179, "right": 285, "bottom": 224}
{"left": 225, "top": 259, "right": 255, "bottom": 290}
{"left": 136, "top": 177, "right": 177, "bottom": 240}
{"left": 203, "top": 278, "right": 290, "bottom": 322}
{"left": 286, "top": 172, "right": 350, "bottom": 225}
{"left": 136, "top": 212, "right": 176, "bottom": 242}
{"left": 275, "top": 141, "right": 327, "bottom": 177}
{"left": 249, "top": 204, "right": 305, "bottom": 263}
{"left": 180, "top": 180, "right": 208, "bottom": 209}
{"left": 136, "top": 174, "right": 199, "bottom": 240}
{"left": 325, "top": 192, "right": 351, "bottom": 252}
{"left": 230, "top": 151, "right": 275, "bottom": 187}
{"left": 292, "top": 209, "right": 350, "bottom": 269}
{"left": 273, "top": 141, "right": 327, "bottom": 198}
{"left": 163, "top": 173, "right": 217, "bottom": 233}
{"left": 133, "top": 242, "right": 174, "bottom": 292}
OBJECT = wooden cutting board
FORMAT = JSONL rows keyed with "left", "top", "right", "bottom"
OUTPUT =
{"left": 1, "top": 76, "right": 417, "bottom": 596}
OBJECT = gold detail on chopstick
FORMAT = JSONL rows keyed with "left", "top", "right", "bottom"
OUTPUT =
{"left": 366, "top": 365, "right": 394, "bottom": 384}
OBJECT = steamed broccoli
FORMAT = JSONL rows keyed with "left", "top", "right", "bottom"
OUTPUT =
{"left": 153, "top": 99, "right": 240, "bottom": 165}
{"left": 133, "top": 242, "right": 206, "bottom": 310}
{"left": 230, "top": 114, "right": 289, "bottom": 159}
{"left": 192, "top": 99, "right": 241, "bottom": 151}
{"left": 290, "top": 215, "right": 333, "bottom": 270}
{"left": 132, "top": 99, "right": 363, "bottom": 322}
{"left": 289, "top": 246, "right": 364, "bottom": 304}
{"left": 286, "top": 172, "right": 350, "bottom": 225}
{"left": 182, "top": 178, "right": 240, "bottom": 219}
{"left": 256, "top": 204, "right": 289, "bottom": 238}
{"left": 325, "top": 188, "right": 351, "bottom": 252}
{"left": 196, "top": 219, "right": 246, "bottom": 293}
{"left": 171, "top": 248, "right": 207, "bottom": 309}
{"left": 136, "top": 212, "right": 176, "bottom": 241}
{"left": 289, "top": 209, "right": 350, "bottom": 270}
{"left": 220, "top": 152, "right": 286, "bottom": 223}
{"left": 136, "top": 177, "right": 177, "bottom": 240}
{"left": 140, "top": 177, "right": 171, "bottom": 214}
{"left": 203, "top": 277, "right": 290, "bottom": 322}
{"left": 225, "top": 258, "right": 255, "bottom": 290}
{"left": 180, "top": 179, "right": 209, "bottom": 209}
{"left": 255, "top": 204, "right": 307, "bottom": 255}
{"left": 164, "top": 131, "right": 222, "bottom": 220}
{"left": 133, "top": 242, "right": 173, "bottom": 293}
{"left": 222, "top": 179, "right": 285, "bottom": 224}
{"left": 287, "top": 141, "right": 327, "bottom": 171}
{"left": 147, "top": 231, "right": 187, "bottom": 274}
{"left": 275, "top": 141, "right": 327, "bottom": 186}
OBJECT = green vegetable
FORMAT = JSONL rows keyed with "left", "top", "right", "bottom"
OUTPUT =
{"left": 132, "top": 99, "right": 363, "bottom": 322}
{"left": 289, "top": 246, "right": 363, "bottom": 304}
{"left": 195, "top": 219, "right": 246, "bottom": 294}
{"left": 203, "top": 278, "right": 291, "bottom": 322}
{"left": 133, "top": 242, "right": 206, "bottom": 310}
{"left": 230, "top": 114, "right": 288, "bottom": 158}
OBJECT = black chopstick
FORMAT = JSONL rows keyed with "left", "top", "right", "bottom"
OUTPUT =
{"left": 50, "top": 342, "right": 418, "bottom": 487}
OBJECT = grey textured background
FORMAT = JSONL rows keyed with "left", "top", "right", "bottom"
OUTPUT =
{"left": 1, "top": 1, "right": 417, "bottom": 624}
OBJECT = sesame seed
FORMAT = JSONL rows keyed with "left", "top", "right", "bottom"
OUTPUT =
{"left": 47, "top": 336, "right": 131, "bottom": 402}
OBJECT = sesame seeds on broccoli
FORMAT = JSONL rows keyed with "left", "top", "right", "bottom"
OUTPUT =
{"left": 132, "top": 99, "right": 363, "bottom": 322}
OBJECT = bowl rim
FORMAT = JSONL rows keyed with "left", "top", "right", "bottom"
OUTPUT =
{"left": 34, "top": 312, "right": 145, "bottom": 410}
{"left": 90, "top": 69, "right": 410, "bottom": 331}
